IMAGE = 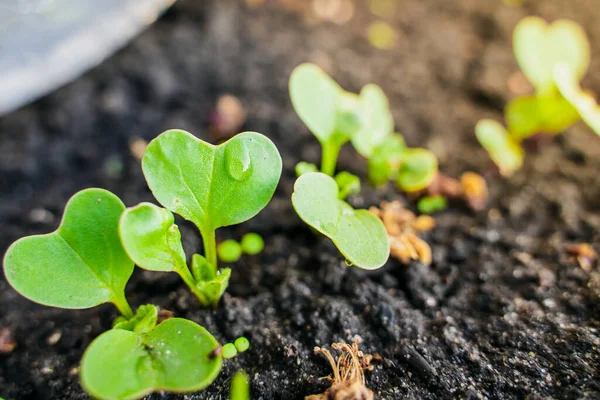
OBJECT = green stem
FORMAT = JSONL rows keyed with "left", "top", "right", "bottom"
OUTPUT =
{"left": 178, "top": 267, "right": 210, "bottom": 306}
{"left": 202, "top": 228, "right": 218, "bottom": 273}
{"left": 321, "top": 141, "right": 341, "bottom": 176}
{"left": 113, "top": 294, "right": 134, "bottom": 319}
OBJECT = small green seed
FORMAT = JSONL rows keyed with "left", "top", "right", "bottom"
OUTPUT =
{"left": 217, "top": 240, "right": 242, "bottom": 263}
{"left": 234, "top": 336, "right": 250, "bottom": 352}
{"left": 240, "top": 233, "right": 264, "bottom": 255}
{"left": 222, "top": 343, "right": 238, "bottom": 359}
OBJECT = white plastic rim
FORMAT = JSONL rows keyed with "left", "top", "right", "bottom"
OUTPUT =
{"left": 0, "top": 0, "right": 175, "bottom": 116}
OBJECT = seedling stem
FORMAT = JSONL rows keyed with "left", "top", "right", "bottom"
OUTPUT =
{"left": 321, "top": 141, "right": 341, "bottom": 176}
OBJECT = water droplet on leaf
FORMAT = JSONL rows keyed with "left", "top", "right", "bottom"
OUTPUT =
{"left": 225, "top": 140, "right": 252, "bottom": 181}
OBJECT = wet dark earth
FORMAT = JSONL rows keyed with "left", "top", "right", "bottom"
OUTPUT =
{"left": 1, "top": 0, "right": 600, "bottom": 398}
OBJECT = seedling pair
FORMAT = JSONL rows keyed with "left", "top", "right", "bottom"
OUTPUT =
{"left": 122, "top": 129, "right": 281, "bottom": 307}
{"left": 218, "top": 232, "right": 265, "bottom": 263}
{"left": 476, "top": 16, "right": 600, "bottom": 176}
{"left": 3, "top": 188, "right": 249, "bottom": 399}
{"left": 289, "top": 63, "right": 438, "bottom": 193}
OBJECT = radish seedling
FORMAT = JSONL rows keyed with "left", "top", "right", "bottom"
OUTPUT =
{"left": 3, "top": 188, "right": 245, "bottom": 400}
{"left": 292, "top": 172, "right": 389, "bottom": 269}
{"left": 122, "top": 129, "right": 282, "bottom": 306}
{"left": 289, "top": 63, "right": 393, "bottom": 176}
{"left": 477, "top": 16, "right": 600, "bottom": 174}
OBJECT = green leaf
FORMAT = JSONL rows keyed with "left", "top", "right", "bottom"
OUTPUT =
{"left": 395, "top": 148, "right": 438, "bottom": 192}
{"left": 295, "top": 161, "right": 318, "bottom": 177}
{"left": 113, "top": 304, "right": 158, "bottom": 334}
{"left": 513, "top": 16, "right": 590, "bottom": 95}
{"left": 192, "top": 254, "right": 231, "bottom": 306}
{"left": 80, "top": 318, "right": 222, "bottom": 400}
{"left": 554, "top": 63, "right": 600, "bottom": 136}
{"left": 217, "top": 240, "right": 242, "bottom": 263}
{"left": 142, "top": 130, "right": 282, "bottom": 234}
{"left": 3, "top": 188, "right": 133, "bottom": 310}
{"left": 230, "top": 371, "right": 250, "bottom": 400}
{"left": 350, "top": 84, "right": 395, "bottom": 158}
{"left": 289, "top": 63, "right": 343, "bottom": 144}
{"left": 506, "top": 94, "right": 580, "bottom": 141}
{"left": 291, "top": 172, "right": 390, "bottom": 270}
{"left": 334, "top": 171, "right": 362, "bottom": 199}
{"left": 367, "top": 133, "right": 406, "bottom": 186}
{"left": 475, "top": 119, "right": 524, "bottom": 176}
{"left": 240, "top": 233, "right": 264, "bottom": 255}
{"left": 120, "top": 203, "right": 186, "bottom": 273}
{"left": 417, "top": 195, "right": 448, "bottom": 214}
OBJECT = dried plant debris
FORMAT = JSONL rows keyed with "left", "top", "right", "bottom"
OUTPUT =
{"left": 567, "top": 243, "right": 597, "bottom": 272}
{"left": 305, "top": 340, "right": 374, "bottom": 400}
{"left": 370, "top": 201, "right": 434, "bottom": 265}
{"left": 0, "top": 328, "right": 16, "bottom": 354}
{"left": 460, "top": 172, "right": 489, "bottom": 212}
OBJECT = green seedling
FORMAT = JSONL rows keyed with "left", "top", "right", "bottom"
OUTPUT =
{"left": 289, "top": 63, "right": 393, "bottom": 176}
{"left": 4, "top": 188, "right": 135, "bottom": 317}
{"left": 230, "top": 371, "right": 250, "bottom": 400}
{"left": 475, "top": 119, "right": 524, "bottom": 176}
{"left": 295, "top": 161, "right": 319, "bottom": 177}
{"left": 292, "top": 172, "right": 389, "bottom": 269}
{"left": 417, "top": 195, "right": 448, "bottom": 214}
{"left": 3, "top": 189, "right": 241, "bottom": 400}
{"left": 334, "top": 171, "right": 361, "bottom": 200}
{"left": 478, "top": 16, "right": 599, "bottom": 174}
{"left": 121, "top": 129, "right": 282, "bottom": 306}
{"left": 81, "top": 313, "right": 227, "bottom": 400}
{"left": 240, "top": 233, "right": 264, "bottom": 255}
{"left": 367, "top": 134, "right": 438, "bottom": 193}
{"left": 218, "top": 240, "right": 243, "bottom": 263}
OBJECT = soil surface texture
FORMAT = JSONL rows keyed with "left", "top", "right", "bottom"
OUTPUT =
{"left": 1, "top": 0, "right": 600, "bottom": 399}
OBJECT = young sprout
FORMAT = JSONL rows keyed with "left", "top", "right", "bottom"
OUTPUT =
{"left": 81, "top": 316, "right": 239, "bottom": 400}
{"left": 4, "top": 188, "right": 135, "bottom": 318}
{"left": 121, "top": 129, "right": 282, "bottom": 306}
{"left": 218, "top": 240, "right": 243, "bottom": 263}
{"left": 417, "top": 195, "right": 447, "bottom": 214}
{"left": 395, "top": 148, "right": 438, "bottom": 193}
{"left": 368, "top": 133, "right": 406, "bottom": 186}
{"left": 292, "top": 172, "right": 389, "bottom": 269}
{"left": 295, "top": 161, "right": 319, "bottom": 177}
{"left": 230, "top": 371, "right": 250, "bottom": 400}
{"left": 475, "top": 119, "right": 524, "bottom": 177}
{"left": 289, "top": 63, "right": 393, "bottom": 176}
{"left": 240, "top": 233, "right": 264, "bottom": 256}
{"left": 334, "top": 171, "right": 361, "bottom": 200}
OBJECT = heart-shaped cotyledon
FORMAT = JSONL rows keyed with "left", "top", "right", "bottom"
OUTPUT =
{"left": 3, "top": 188, "right": 134, "bottom": 314}
{"left": 80, "top": 318, "right": 222, "bottom": 400}
{"left": 142, "top": 129, "right": 282, "bottom": 238}
{"left": 513, "top": 16, "right": 590, "bottom": 95}
{"left": 291, "top": 172, "right": 390, "bottom": 270}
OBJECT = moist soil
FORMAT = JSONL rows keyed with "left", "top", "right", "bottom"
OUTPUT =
{"left": 1, "top": 0, "right": 600, "bottom": 399}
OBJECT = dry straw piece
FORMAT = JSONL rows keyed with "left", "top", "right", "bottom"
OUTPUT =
{"left": 370, "top": 201, "right": 434, "bottom": 265}
{"left": 305, "top": 339, "right": 374, "bottom": 400}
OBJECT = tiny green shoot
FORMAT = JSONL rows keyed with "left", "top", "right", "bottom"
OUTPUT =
{"left": 230, "top": 371, "right": 250, "bottom": 400}
{"left": 222, "top": 343, "right": 238, "bottom": 359}
{"left": 240, "top": 233, "right": 264, "bottom": 255}
{"left": 292, "top": 172, "right": 390, "bottom": 269}
{"left": 475, "top": 119, "right": 524, "bottom": 176}
{"left": 417, "top": 195, "right": 448, "bottom": 214}
{"left": 395, "top": 148, "right": 438, "bottom": 192}
{"left": 218, "top": 240, "right": 243, "bottom": 263}
{"left": 234, "top": 336, "right": 250, "bottom": 352}
{"left": 334, "top": 171, "right": 361, "bottom": 200}
{"left": 368, "top": 133, "right": 406, "bottom": 186}
{"left": 295, "top": 161, "right": 319, "bottom": 177}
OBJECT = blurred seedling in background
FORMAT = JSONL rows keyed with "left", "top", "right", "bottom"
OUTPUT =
{"left": 121, "top": 129, "right": 282, "bottom": 307}
{"left": 3, "top": 189, "right": 248, "bottom": 400}
{"left": 217, "top": 233, "right": 265, "bottom": 263}
{"left": 477, "top": 16, "right": 600, "bottom": 176}
{"left": 304, "top": 339, "right": 374, "bottom": 400}
{"left": 292, "top": 172, "right": 390, "bottom": 270}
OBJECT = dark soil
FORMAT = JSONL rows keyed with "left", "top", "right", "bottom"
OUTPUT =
{"left": 2, "top": 0, "right": 600, "bottom": 398}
